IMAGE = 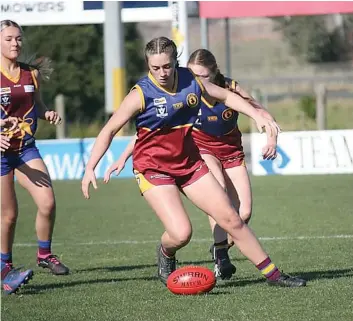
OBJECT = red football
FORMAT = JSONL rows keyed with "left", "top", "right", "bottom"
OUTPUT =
{"left": 167, "top": 266, "right": 216, "bottom": 295}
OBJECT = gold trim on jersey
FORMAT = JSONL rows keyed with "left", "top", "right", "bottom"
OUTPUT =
{"left": 188, "top": 69, "right": 205, "bottom": 93}
{"left": 30, "top": 70, "right": 38, "bottom": 89}
{"left": 148, "top": 70, "right": 178, "bottom": 95}
{"left": 171, "top": 124, "right": 193, "bottom": 129}
{"left": 201, "top": 96, "right": 215, "bottom": 108}
{"left": 131, "top": 85, "right": 145, "bottom": 112}
{"left": 139, "top": 124, "right": 192, "bottom": 132}
{"left": 0, "top": 66, "right": 21, "bottom": 83}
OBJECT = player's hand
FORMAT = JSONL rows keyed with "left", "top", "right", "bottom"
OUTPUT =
{"left": 254, "top": 114, "right": 280, "bottom": 136}
{"left": 45, "top": 111, "right": 62, "bottom": 125}
{"left": 1, "top": 117, "right": 19, "bottom": 132}
{"left": 0, "top": 134, "right": 11, "bottom": 152}
{"left": 104, "top": 158, "right": 126, "bottom": 183}
{"left": 81, "top": 168, "right": 98, "bottom": 199}
{"left": 262, "top": 143, "right": 277, "bottom": 160}
{"left": 258, "top": 109, "right": 282, "bottom": 134}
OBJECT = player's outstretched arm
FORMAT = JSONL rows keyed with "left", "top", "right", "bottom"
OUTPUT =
{"left": 81, "top": 90, "right": 141, "bottom": 199}
{"left": 234, "top": 84, "right": 279, "bottom": 125}
{"left": 104, "top": 134, "right": 137, "bottom": 183}
{"left": 200, "top": 79, "right": 279, "bottom": 136}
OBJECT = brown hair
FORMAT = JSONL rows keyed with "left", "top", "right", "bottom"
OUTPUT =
{"left": 1, "top": 19, "right": 53, "bottom": 81}
{"left": 144, "top": 37, "right": 179, "bottom": 67}
{"left": 188, "top": 49, "right": 235, "bottom": 92}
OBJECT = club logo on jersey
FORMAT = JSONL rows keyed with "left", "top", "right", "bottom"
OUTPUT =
{"left": 0, "top": 94, "right": 11, "bottom": 107}
{"left": 222, "top": 108, "right": 234, "bottom": 121}
{"left": 186, "top": 93, "right": 199, "bottom": 108}
{"left": 156, "top": 105, "right": 168, "bottom": 118}
{"left": 24, "top": 85, "right": 35, "bottom": 93}
{"left": 1, "top": 87, "right": 11, "bottom": 94}
{"left": 154, "top": 97, "right": 168, "bottom": 118}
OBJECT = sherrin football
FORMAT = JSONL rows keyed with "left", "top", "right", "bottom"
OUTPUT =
{"left": 167, "top": 266, "right": 216, "bottom": 295}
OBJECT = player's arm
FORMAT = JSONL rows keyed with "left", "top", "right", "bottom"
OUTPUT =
{"left": 82, "top": 90, "right": 141, "bottom": 198}
{"left": 104, "top": 134, "right": 137, "bottom": 183}
{"left": 33, "top": 70, "right": 61, "bottom": 124}
{"left": 234, "top": 83, "right": 278, "bottom": 153}
{"left": 200, "top": 79, "right": 279, "bottom": 135}
{"left": 85, "top": 90, "right": 141, "bottom": 172}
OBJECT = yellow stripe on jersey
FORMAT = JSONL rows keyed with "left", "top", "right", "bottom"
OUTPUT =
{"left": 131, "top": 85, "right": 146, "bottom": 112}
{"left": 0, "top": 67, "right": 21, "bottom": 83}
{"left": 30, "top": 70, "right": 38, "bottom": 89}
{"left": 171, "top": 124, "right": 193, "bottom": 129}
{"left": 147, "top": 70, "right": 178, "bottom": 95}
{"left": 188, "top": 68, "right": 206, "bottom": 94}
{"left": 133, "top": 170, "right": 155, "bottom": 194}
{"left": 201, "top": 96, "right": 214, "bottom": 108}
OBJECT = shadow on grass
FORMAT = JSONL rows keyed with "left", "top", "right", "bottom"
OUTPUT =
{"left": 20, "top": 266, "right": 353, "bottom": 296}
{"left": 217, "top": 267, "right": 353, "bottom": 288}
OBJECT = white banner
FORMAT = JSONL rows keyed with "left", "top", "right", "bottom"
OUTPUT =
{"left": 251, "top": 130, "right": 353, "bottom": 175}
{"left": 0, "top": 1, "right": 172, "bottom": 25}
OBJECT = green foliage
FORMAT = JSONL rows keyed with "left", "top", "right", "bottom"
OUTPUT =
{"left": 299, "top": 95, "right": 316, "bottom": 120}
{"left": 273, "top": 15, "right": 352, "bottom": 63}
{"left": 22, "top": 24, "right": 145, "bottom": 125}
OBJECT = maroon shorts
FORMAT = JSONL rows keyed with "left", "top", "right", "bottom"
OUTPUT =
{"left": 133, "top": 160, "right": 209, "bottom": 194}
{"left": 198, "top": 148, "right": 246, "bottom": 169}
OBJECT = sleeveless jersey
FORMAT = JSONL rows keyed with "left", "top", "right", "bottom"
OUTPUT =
{"left": 132, "top": 67, "right": 204, "bottom": 175}
{"left": 192, "top": 78, "right": 243, "bottom": 160}
{"left": 1, "top": 62, "right": 38, "bottom": 152}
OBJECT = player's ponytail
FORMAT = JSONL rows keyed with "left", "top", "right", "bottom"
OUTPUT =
{"left": 1, "top": 19, "right": 53, "bottom": 82}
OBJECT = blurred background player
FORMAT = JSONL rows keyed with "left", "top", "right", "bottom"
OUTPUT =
{"left": 188, "top": 49, "right": 277, "bottom": 279}
{"left": 1, "top": 20, "right": 69, "bottom": 294}
{"left": 82, "top": 36, "right": 305, "bottom": 288}
{"left": 104, "top": 48, "right": 278, "bottom": 281}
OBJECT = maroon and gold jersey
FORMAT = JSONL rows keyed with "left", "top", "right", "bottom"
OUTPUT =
{"left": 192, "top": 78, "right": 244, "bottom": 161}
{"left": 1, "top": 63, "right": 38, "bottom": 151}
{"left": 132, "top": 67, "right": 204, "bottom": 176}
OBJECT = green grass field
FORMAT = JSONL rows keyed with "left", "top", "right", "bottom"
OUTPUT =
{"left": 2, "top": 175, "right": 353, "bottom": 321}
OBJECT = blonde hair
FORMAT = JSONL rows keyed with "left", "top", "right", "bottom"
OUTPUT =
{"left": 1, "top": 19, "right": 53, "bottom": 81}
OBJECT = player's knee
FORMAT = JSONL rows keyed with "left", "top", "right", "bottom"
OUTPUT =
{"left": 239, "top": 209, "right": 252, "bottom": 224}
{"left": 221, "top": 210, "right": 244, "bottom": 232}
{"left": 38, "top": 197, "right": 56, "bottom": 216}
{"left": 1, "top": 208, "right": 18, "bottom": 225}
{"left": 174, "top": 227, "right": 192, "bottom": 247}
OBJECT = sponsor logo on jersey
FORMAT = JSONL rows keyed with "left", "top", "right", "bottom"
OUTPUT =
{"left": 207, "top": 116, "right": 218, "bottom": 122}
{"left": 172, "top": 102, "right": 184, "bottom": 110}
{"left": 24, "top": 85, "right": 35, "bottom": 93}
{"left": 153, "top": 97, "right": 167, "bottom": 105}
{"left": 1, "top": 87, "right": 11, "bottom": 94}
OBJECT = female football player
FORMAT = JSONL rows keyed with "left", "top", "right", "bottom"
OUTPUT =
{"left": 1, "top": 20, "right": 69, "bottom": 295}
{"left": 82, "top": 37, "right": 306, "bottom": 288}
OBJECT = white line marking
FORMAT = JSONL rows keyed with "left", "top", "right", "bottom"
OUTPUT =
{"left": 13, "top": 234, "right": 353, "bottom": 247}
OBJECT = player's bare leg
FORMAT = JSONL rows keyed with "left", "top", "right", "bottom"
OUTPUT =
{"left": 143, "top": 185, "right": 192, "bottom": 285}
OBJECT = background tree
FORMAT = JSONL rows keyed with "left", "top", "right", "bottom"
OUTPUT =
{"left": 21, "top": 23, "right": 145, "bottom": 136}
{"left": 273, "top": 14, "right": 353, "bottom": 63}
